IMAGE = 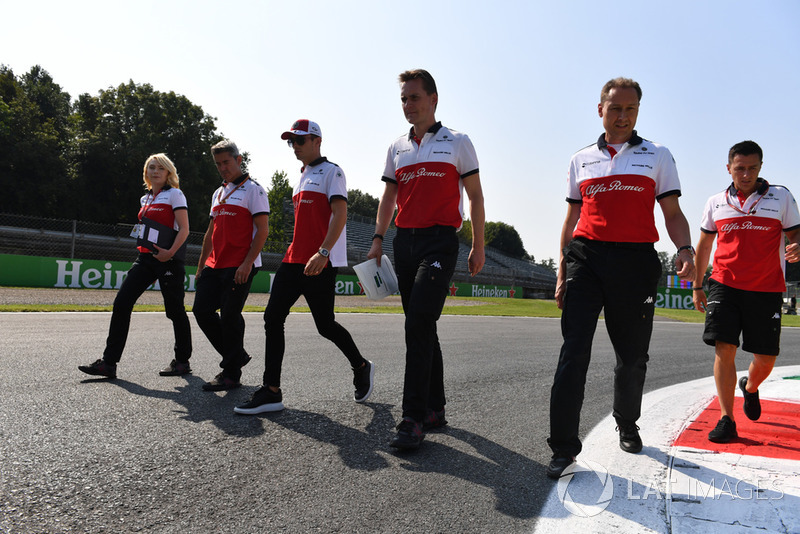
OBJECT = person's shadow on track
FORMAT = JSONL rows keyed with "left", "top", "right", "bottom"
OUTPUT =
{"left": 94, "top": 376, "right": 266, "bottom": 438}
{"left": 395, "top": 427, "right": 547, "bottom": 519}
{"left": 265, "top": 402, "right": 396, "bottom": 471}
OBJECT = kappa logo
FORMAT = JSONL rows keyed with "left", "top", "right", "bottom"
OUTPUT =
{"left": 644, "top": 296, "right": 654, "bottom": 304}
{"left": 165, "top": 271, "right": 173, "bottom": 276}
{"left": 773, "top": 313, "right": 781, "bottom": 319}
{"left": 431, "top": 261, "right": 442, "bottom": 269}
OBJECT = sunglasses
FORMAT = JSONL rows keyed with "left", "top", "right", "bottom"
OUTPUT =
{"left": 287, "top": 136, "right": 314, "bottom": 147}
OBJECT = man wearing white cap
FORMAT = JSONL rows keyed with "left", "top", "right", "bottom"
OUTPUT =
{"left": 234, "top": 120, "right": 374, "bottom": 414}
{"left": 368, "top": 69, "right": 486, "bottom": 450}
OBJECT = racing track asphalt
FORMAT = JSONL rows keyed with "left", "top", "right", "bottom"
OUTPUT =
{"left": 1, "top": 311, "right": 797, "bottom": 533}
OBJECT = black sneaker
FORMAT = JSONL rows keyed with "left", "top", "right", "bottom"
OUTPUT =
{"left": 739, "top": 376, "right": 761, "bottom": 421}
{"left": 78, "top": 359, "right": 117, "bottom": 379}
{"left": 234, "top": 386, "right": 284, "bottom": 414}
{"left": 422, "top": 408, "right": 448, "bottom": 431}
{"left": 202, "top": 373, "right": 241, "bottom": 391}
{"left": 708, "top": 415, "right": 738, "bottom": 443}
{"left": 617, "top": 423, "right": 643, "bottom": 453}
{"left": 389, "top": 417, "right": 423, "bottom": 450}
{"left": 546, "top": 454, "right": 575, "bottom": 479}
{"left": 353, "top": 360, "right": 375, "bottom": 403}
{"left": 159, "top": 359, "right": 192, "bottom": 376}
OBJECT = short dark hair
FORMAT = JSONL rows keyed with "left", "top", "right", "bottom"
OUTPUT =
{"left": 399, "top": 69, "right": 438, "bottom": 96}
{"left": 600, "top": 77, "right": 642, "bottom": 103}
{"left": 728, "top": 140, "right": 763, "bottom": 163}
{"left": 211, "top": 139, "right": 240, "bottom": 158}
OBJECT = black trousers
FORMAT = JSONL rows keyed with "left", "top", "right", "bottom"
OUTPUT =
{"left": 103, "top": 253, "right": 191, "bottom": 363}
{"left": 262, "top": 263, "right": 365, "bottom": 388}
{"left": 548, "top": 238, "right": 661, "bottom": 457}
{"left": 192, "top": 265, "right": 257, "bottom": 380}
{"left": 393, "top": 226, "right": 459, "bottom": 422}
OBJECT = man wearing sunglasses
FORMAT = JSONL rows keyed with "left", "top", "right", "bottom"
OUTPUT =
{"left": 546, "top": 77, "right": 696, "bottom": 479}
{"left": 368, "top": 69, "right": 486, "bottom": 450}
{"left": 693, "top": 140, "right": 800, "bottom": 444}
{"left": 234, "top": 120, "right": 374, "bottom": 415}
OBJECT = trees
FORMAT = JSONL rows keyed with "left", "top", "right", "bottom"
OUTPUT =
{"left": 347, "top": 189, "right": 380, "bottom": 218}
{"left": 265, "top": 170, "right": 292, "bottom": 252}
{"left": 0, "top": 65, "right": 71, "bottom": 217}
{"left": 485, "top": 221, "right": 526, "bottom": 259}
{"left": 71, "top": 80, "right": 222, "bottom": 230}
{"left": 0, "top": 66, "right": 224, "bottom": 232}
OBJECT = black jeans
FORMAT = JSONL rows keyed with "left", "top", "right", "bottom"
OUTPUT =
{"left": 103, "top": 253, "right": 191, "bottom": 363}
{"left": 393, "top": 226, "right": 459, "bottom": 422}
{"left": 263, "top": 263, "right": 365, "bottom": 387}
{"left": 548, "top": 238, "right": 662, "bottom": 457}
{"left": 192, "top": 265, "right": 257, "bottom": 380}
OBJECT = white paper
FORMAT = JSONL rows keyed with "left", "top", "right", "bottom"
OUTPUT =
{"left": 147, "top": 228, "right": 160, "bottom": 243}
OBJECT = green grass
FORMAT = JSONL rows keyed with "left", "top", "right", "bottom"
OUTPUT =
{"left": 328, "top": 297, "right": 565, "bottom": 317}
{"left": 3, "top": 297, "right": 799, "bottom": 326}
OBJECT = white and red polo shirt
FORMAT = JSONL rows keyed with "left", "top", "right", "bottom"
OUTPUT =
{"left": 382, "top": 122, "right": 479, "bottom": 229}
{"left": 284, "top": 157, "right": 348, "bottom": 268}
{"left": 567, "top": 131, "right": 681, "bottom": 243}
{"left": 206, "top": 174, "right": 270, "bottom": 269}
{"left": 701, "top": 179, "right": 800, "bottom": 292}
{"left": 136, "top": 186, "right": 187, "bottom": 254}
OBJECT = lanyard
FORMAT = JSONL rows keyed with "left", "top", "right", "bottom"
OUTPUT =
{"left": 217, "top": 176, "right": 249, "bottom": 205}
{"left": 139, "top": 190, "right": 157, "bottom": 221}
{"left": 725, "top": 186, "right": 765, "bottom": 216}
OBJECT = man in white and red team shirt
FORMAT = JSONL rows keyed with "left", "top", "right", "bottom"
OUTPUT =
{"left": 368, "top": 69, "right": 486, "bottom": 450}
{"left": 546, "top": 77, "right": 696, "bottom": 479}
{"left": 693, "top": 140, "right": 800, "bottom": 444}
{"left": 234, "top": 120, "right": 373, "bottom": 415}
{"left": 193, "top": 140, "right": 270, "bottom": 391}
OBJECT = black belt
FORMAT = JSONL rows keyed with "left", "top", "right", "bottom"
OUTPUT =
{"left": 397, "top": 225, "right": 456, "bottom": 236}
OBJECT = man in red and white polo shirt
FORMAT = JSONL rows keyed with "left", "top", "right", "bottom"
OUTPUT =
{"left": 193, "top": 140, "right": 270, "bottom": 391}
{"left": 368, "top": 69, "right": 486, "bottom": 450}
{"left": 693, "top": 140, "right": 800, "bottom": 443}
{"left": 546, "top": 77, "right": 696, "bottom": 479}
{"left": 234, "top": 120, "right": 373, "bottom": 415}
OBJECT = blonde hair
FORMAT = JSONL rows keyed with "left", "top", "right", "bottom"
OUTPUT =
{"left": 142, "top": 153, "right": 180, "bottom": 190}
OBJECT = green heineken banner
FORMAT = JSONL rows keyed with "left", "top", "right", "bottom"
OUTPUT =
{"left": 446, "top": 281, "right": 522, "bottom": 298}
{"left": 0, "top": 254, "right": 523, "bottom": 298}
{"left": 656, "top": 287, "right": 695, "bottom": 310}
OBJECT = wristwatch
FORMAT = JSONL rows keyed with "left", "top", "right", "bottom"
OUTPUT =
{"left": 318, "top": 248, "right": 330, "bottom": 258}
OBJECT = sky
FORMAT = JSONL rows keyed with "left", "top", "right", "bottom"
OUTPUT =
{"left": 3, "top": 0, "right": 800, "bottom": 262}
